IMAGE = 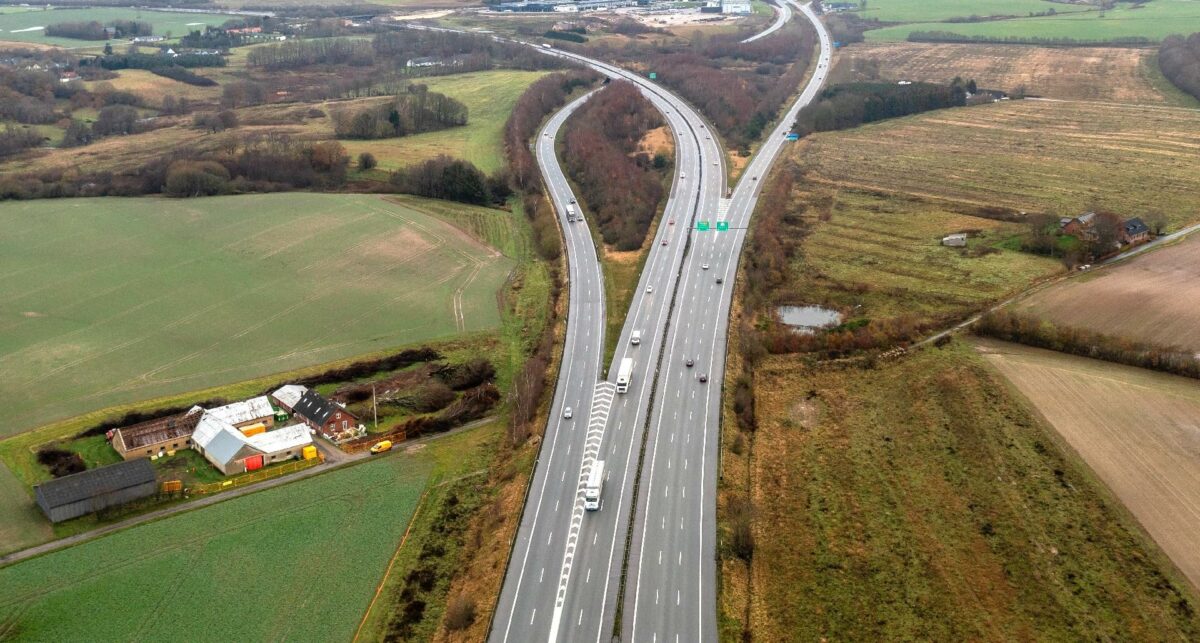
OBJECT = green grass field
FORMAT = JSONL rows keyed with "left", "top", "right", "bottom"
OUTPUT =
{"left": 0, "top": 193, "right": 516, "bottom": 436}
{"left": 0, "top": 445, "right": 434, "bottom": 641}
{"left": 0, "top": 7, "right": 231, "bottom": 47}
{"left": 865, "top": 0, "right": 1200, "bottom": 42}
{"left": 855, "top": 0, "right": 1087, "bottom": 23}
{"left": 340, "top": 70, "right": 547, "bottom": 175}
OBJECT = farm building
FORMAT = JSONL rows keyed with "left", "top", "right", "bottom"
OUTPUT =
{"left": 292, "top": 389, "right": 362, "bottom": 443}
{"left": 192, "top": 414, "right": 314, "bottom": 475}
{"left": 1122, "top": 217, "right": 1150, "bottom": 244}
{"left": 34, "top": 459, "right": 157, "bottom": 523}
{"left": 1061, "top": 212, "right": 1098, "bottom": 240}
{"left": 942, "top": 233, "right": 968, "bottom": 247}
{"left": 206, "top": 396, "right": 278, "bottom": 432}
{"left": 111, "top": 406, "right": 204, "bottom": 460}
{"left": 270, "top": 384, "right": 308, "bottom": 413}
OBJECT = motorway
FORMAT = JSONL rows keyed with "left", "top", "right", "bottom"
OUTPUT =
{"left": 742, "top": 0, "right": 792, "bottom": 43}
{"left": 490, "top": 54, "right": 725, "bottom": 643}
{"left": 621, "top": 3, "right": 832, "bottom": 642}
{"left": 489, "top": 3, "right": 830, "bottom": 641}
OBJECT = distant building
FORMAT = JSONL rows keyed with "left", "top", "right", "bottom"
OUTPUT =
{"left": 1121, "top": 217, "right": 1150, "bottom": 245}
{"left": 192, "top": 414, "right": 313, "bottom": 475}
{"left": 722, "top": 0, "right": 753, "bottom": 14}
{"left": 270, "top": 384, "right": 308, "bottom": 413}
{"left": 226, "top": 26, "right": 262, "bottom": 35}
{"left": 131, "top": 35, "right": 165, "bottom": 43}
{"left": 206, "top": 396, "right": 276, "bottom": 431}
{"left": 35, "top": 459, "right": 157, "bottom": 523}
{"left": 292, "top": 389, "right": 361, "bottom": 443}
{"left": 942, "top": 233, "right": 968, "bottom": 247}
{"left": 111, "top": 406, "right": 203, "bottom": 460}
{"left": 406, "top": 56, "right": 443, "bottom": 68}
{"left": 1061, "top": 212, "right": 1097, "bottom": 241}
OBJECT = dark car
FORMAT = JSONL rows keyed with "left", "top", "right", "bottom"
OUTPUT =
{"left": 716, "top": 277, "right": 723, "bottom": 284}
{"left": 698, "top": 373, "right": 708, "bottom": 383}
{"left": 686, "top": 358, "right": 694, "bottom": 368}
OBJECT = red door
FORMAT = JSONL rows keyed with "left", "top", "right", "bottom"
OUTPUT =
{"left": 245, "top": 455, "right": 264, "bottom": 471}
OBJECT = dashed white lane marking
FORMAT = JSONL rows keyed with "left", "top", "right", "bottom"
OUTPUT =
{"left": 547, "top": 381, "right": 615, "bottom": 641}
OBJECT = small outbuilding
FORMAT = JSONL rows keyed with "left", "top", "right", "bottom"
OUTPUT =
{"left": 270, "top": 384, "right": 308, "bottom": 413}
{"left": 942, "top": 233, "right": 968, "bottom": 247}
{"left": 34, "top": 459, "right": 157, "bottom": 523}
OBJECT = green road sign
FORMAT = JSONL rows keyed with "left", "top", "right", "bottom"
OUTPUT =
{"left": 649, "top": 72, "right": 657, "bottom": 79}
{"left": 697, "top": 220, "right": 710, "bottom": 231}
{"left": 716, "top": 221, "right": 729, "bottom": 231}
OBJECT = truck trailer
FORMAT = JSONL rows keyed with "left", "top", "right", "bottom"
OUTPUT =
{"left": 616, "top": 357, "right": 633, "bottom": 393}
{"left": 584, "top": 460, "right": 605, "bottom": 511}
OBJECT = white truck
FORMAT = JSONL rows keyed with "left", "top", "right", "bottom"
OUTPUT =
{"left": 566, "top": 203, "right": 576, "bottom": 222}
{"left": 616, "top": 357, "right": 633, "bottom": 393}
{"left": 584, "top": 460, "right": 605, "bottom": 511}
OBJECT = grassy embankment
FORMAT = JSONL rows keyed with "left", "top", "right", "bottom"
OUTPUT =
{"left": 0, "top": 7, "right": 229, "bottom": 48}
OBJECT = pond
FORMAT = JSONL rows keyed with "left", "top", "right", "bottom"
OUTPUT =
{"left": 778, "top": 305, "right": 842, "bottom": 333}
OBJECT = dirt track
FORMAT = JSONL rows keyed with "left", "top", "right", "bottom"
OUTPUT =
{"left": 976, "top": 338, "right": 1200, "bottom": 591}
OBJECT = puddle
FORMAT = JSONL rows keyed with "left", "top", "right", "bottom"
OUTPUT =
{"left": 778, "top": 305, "right": 841, "bottom": 333}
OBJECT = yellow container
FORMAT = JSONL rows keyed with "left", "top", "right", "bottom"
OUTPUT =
{"left": 241, "top": 423, "right": 267, "bottom": 438}
{"left": 302, "top": 445, "right": 318, "bottom": 460}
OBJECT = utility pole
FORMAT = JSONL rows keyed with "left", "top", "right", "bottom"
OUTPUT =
{"left": 372, "top": 384, "right": 378, "bottom": 430}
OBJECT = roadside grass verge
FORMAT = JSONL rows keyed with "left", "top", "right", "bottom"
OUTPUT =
{"left": 720, "top": 341, "right": 1200, "bottom": 640}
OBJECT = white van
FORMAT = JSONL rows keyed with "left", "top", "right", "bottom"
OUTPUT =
{"left": 630, "top": 330, "right": 641, "bottom": 345}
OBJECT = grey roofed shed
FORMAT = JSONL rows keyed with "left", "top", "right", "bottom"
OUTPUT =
{"left": 34, "top": 459, "right": 157, "bottom": 523}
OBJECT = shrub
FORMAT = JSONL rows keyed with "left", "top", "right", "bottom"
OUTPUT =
{"left": 36, "top": 447, "right": 87, "bottom": 478}
{"left": 444, "top": 595, "right": 477, "bottom": 631}
{"left": 357, "top": 151, "right": 377, "bottom": 170}
{"left": 163, "top": 160, "right": 230, "bottom": 197}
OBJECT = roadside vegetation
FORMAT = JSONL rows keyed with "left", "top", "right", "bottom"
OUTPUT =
{"left": 718, "top": 341, "right": 1200, "bottom": 640}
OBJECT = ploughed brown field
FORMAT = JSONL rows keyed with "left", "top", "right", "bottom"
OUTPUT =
{"left": 976, "top": 338, "right": 1200, "bottom": 591}
{"left": 1014, "top": 233, "right": 1200, "bottom": 354}
{"left": 834, "top": 42, "right": 1178, "bottom": 104}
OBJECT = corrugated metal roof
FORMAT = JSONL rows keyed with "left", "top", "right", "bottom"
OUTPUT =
{"left": 35, "top": 459, "right": 155, "bottom": 509}
{"left": 271, "top": 385, "right": 307, "bottom": 409}
{"left": 206, "top": 396, "right": 274, "bottom": 426}
{"left": 247, "top": 424, "right": 312, "bottom": 454}
{"left": 205, "top": 425, "right": 262, "bottom": 466}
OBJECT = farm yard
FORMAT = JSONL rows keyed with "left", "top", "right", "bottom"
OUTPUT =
{"left": 0, "top": 7, "right": 231, "bottom": 47}
{"left": 0, "top": 193, "right": 517, "bottom": 436}
{"left": 795, "top": 98, "right": 1200, "bottom": 230}
{"left": 832, "top": 42, "right": 1181, "bottom": 104}
{"left": 719, "top": 342, "right": 1200, "bottom": 640}
{"left": 865, "top": 0, "right": 1200, "bottom": 42}
{"left": 975, "top": 338, "right": 1200, "bottom": 591}
{"left": 1013, "top": 232, "right": 1200, "bottom": 354}
{"left": 0, "top": 443, "right": 433, "bottom": 641}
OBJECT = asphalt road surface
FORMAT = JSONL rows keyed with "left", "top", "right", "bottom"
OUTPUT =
{"left": 487, "top": 4, "right": 829, "bottom": 641}
{"left": 620, "top": 3, "right": 832, "bottom": 643}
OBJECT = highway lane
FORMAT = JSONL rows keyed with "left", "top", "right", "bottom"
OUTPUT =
{"left": 742, "top": 0, "right": 793, "bottom": 43}
{"left": 489, "top": 49, "right": 726, "bottom": 643}
{"left": 622, "top": 3, "right": 832, "bottom": 642}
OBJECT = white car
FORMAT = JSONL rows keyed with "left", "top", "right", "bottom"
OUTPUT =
{"left": 701, "top": 263, "right": 710, "bottom": 270}
{"left": 713, "top": 161, "right": 718, "bottom": 166}
{"left": 646, "top": 285, "right": 653, "bottom": 293}
{"left": 563, "top": 407, "right": 573, "bottom": 419}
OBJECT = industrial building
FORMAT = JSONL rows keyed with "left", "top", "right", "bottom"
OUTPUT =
{"left": 34, "top": 459, "right": 157, "bottom": 523}
{"left": 192, "top": 414, "right": 314, "bottom": 475}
